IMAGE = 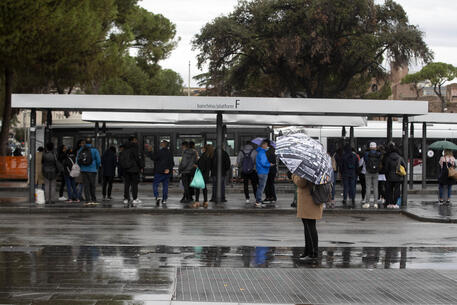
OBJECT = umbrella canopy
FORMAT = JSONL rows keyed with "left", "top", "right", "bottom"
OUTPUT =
{"left": 276, "top": 133, "right": 332, "bottom": 185}
{"left": 429, "top": 140, "right": 457, "bottom": 150}
{"left": 251, "top": 137, "right": 276, "bottom": 148}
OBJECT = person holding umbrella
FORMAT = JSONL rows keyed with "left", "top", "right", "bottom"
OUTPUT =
{"left": 438, "top": 149, "right": 456, "bottom": 204}
{"left": 276, "top": 131, "right": 331, "bottom": 261}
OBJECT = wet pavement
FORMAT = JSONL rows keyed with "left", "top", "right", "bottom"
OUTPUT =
{"left": 2, "top": 182, "right": 457, "bottom": 304}
{"left": 1, "top": 245, "right": 457, "bottom": 304}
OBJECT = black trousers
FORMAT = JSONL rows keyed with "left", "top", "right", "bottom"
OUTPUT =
{"left": 242, "top": 171, "right": 258, "bottom": 200}
{"left": 182, "top": 173, "right": 193, "bottom": 201}
{"left": 124, "top": 172, "right": 139, "bottom": 201}
{"left": 82, "top": 172, "right": 97, "bottom": 202}
{"left": 385, "top": 181, "right": 402, "bottom": 205}
{"left": 59, "top": 173, "right": 65, "bottom": 197}
{"left": 102, "top": 176, "right": 114, "bottom": 198}
{"left": 195, "top": 175, "right": 209, "bottom": 202}
{"left": 265, "top": 169, "right": 277, "bottom": 200}
{"left": 378, "top": 181, "right": 386, "bottom": 200}
{"left": 359, "top": 173, "right": 366, "bottom": 200}
{"left": 302, "top": 218, "right": 318, "bottom": 257}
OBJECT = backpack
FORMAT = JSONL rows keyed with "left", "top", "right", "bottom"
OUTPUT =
{"left": 395, "top": 158, "right": 406, "bottom": 176}
{"left": 119, "top": 148, "right": 135, "bottom": 170}
{"left": 311, "top": 182, "right": 333, "bottom": 205}
{"left": 365, "top": 152, "right": 381, "bottom": 174}
{"left": 69, "top": 158, "right": 80, "bottom": 178}
{"left": 78, "top": 147, "right": 93, "bottom": 166}
{"left": 241, "top": 150, "right": 255, "bottom": 174}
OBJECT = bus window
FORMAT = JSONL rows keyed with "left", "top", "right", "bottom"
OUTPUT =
{"left": 143, "top": 136, "right": 155, "bottom": 173}
{"left": 176, "top": 136, "right": 204, "bottom": 155}
{"left": 226, "top": 139, "right": 235, "bottom": 156}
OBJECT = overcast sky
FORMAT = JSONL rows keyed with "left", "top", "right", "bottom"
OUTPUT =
{"left": 139, "top": 0, "right": 457, "bottom": 87}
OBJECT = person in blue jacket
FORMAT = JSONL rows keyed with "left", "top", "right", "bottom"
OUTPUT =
{"left": 255, "top": 140, "right": 273, "bottom": 207}
{"left": 76, "top": 138, "right": 101, "bottom": 206}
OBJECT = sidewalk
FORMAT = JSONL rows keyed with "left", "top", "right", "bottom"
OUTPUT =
{"left": 1, "top": 181, "right": 457, "bottom": 223}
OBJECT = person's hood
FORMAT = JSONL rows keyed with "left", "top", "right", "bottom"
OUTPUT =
{"left": 389, "top": 151, "right": 401, "bottom": 160}
{"left": 256, "top": 147, "right": 267, "bottom": 152}
{"left": 242, "top": 144, "right": 254, "bottom": 154}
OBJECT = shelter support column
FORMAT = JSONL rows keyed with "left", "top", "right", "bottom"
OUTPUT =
{"left": 402, "top": 115, "right": 409, "bottom": 207}
{"left": 216, "top": 112, "right": 223, "bottom": 204}
{"left": 349, "top": 127, "right": 355, "bottom": 149}
{"left": 409, "top": 123, "right": 414, "bottom": 190}
{"left": 387, "top": 116, "right": 393, "bottom": 144}
{"left": 29, "top": 109, "right": 36, "bottom": 203}
{"left": 422, "top": 122, "right": 427, "bottom": 190}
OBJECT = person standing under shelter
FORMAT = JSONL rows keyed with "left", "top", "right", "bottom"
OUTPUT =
{"left": 237, "top": 141, "right": 258, "bottom": 204}
{"left": 264, "top": 140, "right": 277, "bottom": 203}
{"left": 42, "top": 142, "right": 59, "bottom": 204}
{"left": 149, "top": 140, "right": 174, "bottom": 206}
{"left": 101, "top": 146, "right": 117, "bottom": 201}
{"left": 35, "top": 146, "right": 45, "bottom": 189}
{"left": 341, "top": 144, "right": 358, "bottom": 207}
{"left": 195, "top": 144, "right": 214, "bottom": 208}
{"left": 363, "top": 142, "right": 382, "bottom": 208}
{"left": 120, "top": 136, "right": 143, "bottom": 207}
{"left": 255, "top": 140, "right": 272, "bottom": 207}
{"left": 383, "top": 143, "right": 406, "bottom": 209}
{"left": 77, "top": 138, "right": 101, "bottom": 206}
{"left": 179, "top": 141, "right": 198, "bottom": 203}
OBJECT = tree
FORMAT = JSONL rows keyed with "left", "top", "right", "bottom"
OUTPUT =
{"left": 401, "top": 72, "right": 424, "bottom": 99}
{"left": 193, "top": 0, "right": 432, "bottom": 98}
{"left": 421, "top": 62, "right": 457, "bottom": 112}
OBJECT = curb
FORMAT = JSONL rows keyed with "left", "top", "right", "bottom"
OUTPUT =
{"left": 400, "top": 210, "right": 457, "bottom": 224}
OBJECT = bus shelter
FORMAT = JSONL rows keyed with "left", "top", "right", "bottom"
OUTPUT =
{"left": 12, "top": 94, "right": 428, "bottom": 206}
{"left": 409, "top": 113, "right": 457, "bottom": 190}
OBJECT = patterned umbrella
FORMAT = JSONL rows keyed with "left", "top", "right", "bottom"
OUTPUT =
{"left": 276, "top": 132, "right": 332, "bottom": 185}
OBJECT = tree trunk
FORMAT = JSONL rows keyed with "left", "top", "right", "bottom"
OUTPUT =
{"left": 0, "top": 68, "right": 13, "bottom": 156}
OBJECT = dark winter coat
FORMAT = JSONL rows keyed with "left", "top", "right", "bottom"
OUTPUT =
{"left": 198, "top": 152, "right": 213, "bottom": 178}
{"left": 266, "top": 146, "right": 277, "bottom": 174}
{"left": 42, "top": 150, "right": 58, "bottom": 180}
{"left": 62, "top": 153, "right": 76, "bottom": 177}
{"left": 341, "top": 151, "right": 359, "bottom": 178}
{"left": 101, "top": 149, "right": 117, "bottom": 177}
{"left": 179, "top": 148, "right": 198, "bottom": 174}
{"left": 211, "top": 150, "right": 231, "bottom": 177}
{"left": 383, "top": 151, "right": 406, "bottom": 182}
{"left": 151, "top": 147, "right": 174, "bottom": 175}
{"left": 122, "top": 142, "right": 143, "bottom": 173}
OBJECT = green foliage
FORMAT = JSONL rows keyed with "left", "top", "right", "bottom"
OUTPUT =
{"left": 402, "top": 62, "right": 457, "bottom": 110}
{"left": 149, "top": 69, "right": 184, "bottom": 95}
{"left": 193, "top": 0, "right": 432, "bottom": 98}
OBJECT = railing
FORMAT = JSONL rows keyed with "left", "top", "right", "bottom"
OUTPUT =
{"left": 0, "top": 156, "right": 28, "bottom": 180}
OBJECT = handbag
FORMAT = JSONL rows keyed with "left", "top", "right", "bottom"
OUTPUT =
{"left": 190, "top": 168, "right": 206, "bottom": 189}
{"left": 448, "top": 166, "right": 457, "bottom": 180}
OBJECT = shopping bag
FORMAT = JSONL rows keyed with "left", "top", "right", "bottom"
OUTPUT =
{"left": 35, "top": 189, "right": 45, "bottom": 204}
{"left": 190, "top": 168, "right": 206, "bottom": 189}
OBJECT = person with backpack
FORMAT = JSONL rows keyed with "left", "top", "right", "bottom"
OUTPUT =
{"left": 255, "top": 140, "right": 272, "bottom": 207}
{"left": 76, "top": 138, "right": 101, "bottom": 206}
{"left": 62, "top": 148, "right": 78, "bottom": 203}
{"left": 101, "top": 146, "right": 117, "bottom": 202}
{"left": 292, "top": 174, "right": 324, "bottom": 261}
{"left": 438, "top": 149, "right": 456, "bottom": 205}
{"left": 362, "top": 142, "right": 382, "bottom": 208}
{"left": 340, "top": 144, "right": 358, "bottom": 207}
{"left": 264, "top": 140, "right": 277, "bottom": 204}
{"left": 148, "top": 140, "right": 174, "bottom": 207}
{"left": 42, "top": 142, "right": 60, "bottom": 204}
{"left": 120, "top": 136, "right": 143, "bottom": 207}
{"left": 237, "top": 141, "right": 258, "bottom": 204}
{"left": 382, "top": 143, "right": 406, "bottom": 209}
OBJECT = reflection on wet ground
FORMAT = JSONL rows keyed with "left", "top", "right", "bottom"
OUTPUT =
{"left": 1, "top": 246, "right": 457, "bottom": 304}
{"left": 405, "top": 200, "right": 457, "bottom": 221}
